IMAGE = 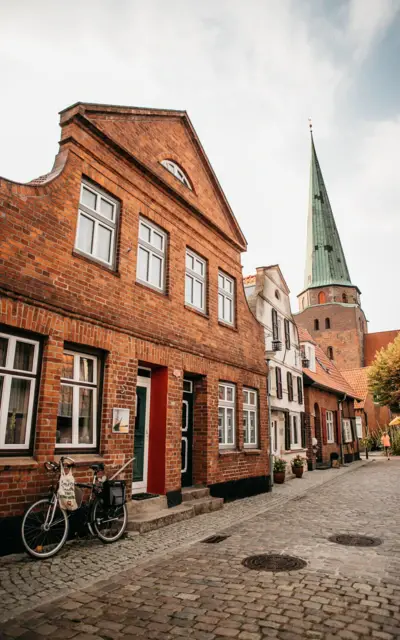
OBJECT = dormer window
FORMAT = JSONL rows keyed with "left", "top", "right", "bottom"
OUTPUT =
{"left": 161, "top": 160, "right": 192, "bottom": 190}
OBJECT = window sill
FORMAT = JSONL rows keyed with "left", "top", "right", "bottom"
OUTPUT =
{"left": 327, "top": 440, "right": 335, "bottom": 445}
{"left": 285, "top": 448, "right": 307, "bottom": 453}
{"left": 243, "top": 448, "right": 262, "bottom": 456}
{"left": 184, "top": 304, "right": 209, "bottom": 320}
{"left": 135, "top": 280, "right": 170, "bottom": 299}
{"left": 0, "top": 456, "right": 39, "bottom": 471}
{"left": 218, "top": 321, "right": 238, "bottom": 332}
{"left": 72, "top": 250, "right": 120, "bottom": 276}
{"left": 54, "top": 453, "right": 106, "bottom": 467}
{"left": 219, "top": 449, "right": 240, "bottom": 456}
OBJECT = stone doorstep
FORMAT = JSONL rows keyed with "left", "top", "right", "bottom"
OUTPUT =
{"left": 186, "top": 496, "right": 224, "bottom": 516}
{"left": 127, "top": 495, "right": 168, "bottom": 516}
{"left": 182, "top": 486, "right": 211, "bottom": 501}
{"left": 127, "top": 503, "right": 195, "bottom": 533}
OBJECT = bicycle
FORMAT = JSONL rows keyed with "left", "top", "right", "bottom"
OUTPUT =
{"left": 21, "top": 455, "right": 133, "bottom": 559}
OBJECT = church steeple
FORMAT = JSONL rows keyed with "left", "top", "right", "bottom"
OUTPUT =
{"left": 304, "top": 124, "right": 352, "bottom": 290}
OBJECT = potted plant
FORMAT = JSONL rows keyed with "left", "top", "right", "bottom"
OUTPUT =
{"left": 291, "top": 455, "right": 306, "bottom": 478}
{"left": 273, "top": 458, "right": 287, "bottom": 484}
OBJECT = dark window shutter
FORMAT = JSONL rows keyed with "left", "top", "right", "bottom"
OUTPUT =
{"left": 321, "top": 408, "right": 328, "bottom": 445}
{"left": 284, "top": 319, "right": 291, "bottom": 349}
{"left": 276, "top": 367, "right": 282, "bottom": 399}
{"left": 335, "top": 411, "right": 341, "bottom": 443}
{"left": 284, "top": 412, "right": 291, "bottom": 450}
{"left": 272, "top": 309, "right": 278, "bottom": 340}
{"left": 297, "top": 377, "right": 303, "bottom": 404}
{"left": 287, "top": 372, "right": 293, "bottom": 401}
{"left": 301, "top": 412, "right": 306, "bottom": 449}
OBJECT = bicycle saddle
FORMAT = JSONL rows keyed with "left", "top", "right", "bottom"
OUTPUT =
{"left": 90, "top": 463, "right": 105, "bottom": 472}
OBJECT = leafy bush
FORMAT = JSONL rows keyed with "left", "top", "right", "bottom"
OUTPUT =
{"left": 273, "top": 458, "right": 287, "bottom": 472}
{"left": 390, "top": 429, "right": 400, "bottom": 456}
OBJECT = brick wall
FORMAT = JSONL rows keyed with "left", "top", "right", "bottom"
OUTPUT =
{"left": 0, "top": 104, "right": 270, "bottom": 529}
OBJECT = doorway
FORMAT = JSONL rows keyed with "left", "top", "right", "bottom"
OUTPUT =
{"left": 132, "top": 376, "right": 151, "bottom": 494}
{"left": 314, "top": 402, "right": 322, "bottom": 463}
{"left": 181, "top": 380, "right": 194, "bottom": 487}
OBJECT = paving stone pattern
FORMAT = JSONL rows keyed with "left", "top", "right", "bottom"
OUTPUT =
{"left": 2, "top": 458, "right": 400, "bottom": 639}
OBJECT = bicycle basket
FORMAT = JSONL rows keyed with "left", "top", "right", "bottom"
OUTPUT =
{"left": 102, "top": 480, "right": 126, "bottom": 507}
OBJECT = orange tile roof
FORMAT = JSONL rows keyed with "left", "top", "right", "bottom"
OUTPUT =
{"left": 341, "top": 367, "right": 370, "bottom": 409}
{"left": 243, "top": 274, "right": 256, "bottom": 285}
{"left": 364, "top": 330, "right": 400, "bottom": 365}
{"left": 296, "top": 324, "right": 361, "bottom": 399}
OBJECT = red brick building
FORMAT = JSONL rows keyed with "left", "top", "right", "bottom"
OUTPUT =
{"left": 298, "top": 327, "right": 360, "bottom": 467}
{"left": 342, "top": 367, "right": 392, "bottom": 436}
{"left": 0, "top": 102, "right": 269, "bottom": 551}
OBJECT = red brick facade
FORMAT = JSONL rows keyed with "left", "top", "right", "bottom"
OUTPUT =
{"left": 296, "top": 285, "right": 368, "bottom": 370}
{"left": 0, "top": 103, "right": 269, "bottom": 545}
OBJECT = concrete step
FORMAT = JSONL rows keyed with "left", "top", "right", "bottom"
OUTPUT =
{"left": 181, "top": 486, "right": 210, "bottom": 501}
{"left": 127, "top": 495, "right": 167, "bottom": 517}
{"left": 184, "top": 496, "right": 224, "bottom": 515}
{"left": 127, "top": 504, "right": 194, "bottom": 533}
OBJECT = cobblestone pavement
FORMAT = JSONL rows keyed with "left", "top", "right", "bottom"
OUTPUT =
{"left": 2, "top": 458, "right": 400, "bottom": 639}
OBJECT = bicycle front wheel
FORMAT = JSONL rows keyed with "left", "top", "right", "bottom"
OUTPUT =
{"left": 21, "top": 498, "right": 69, "bottom": 559}
{"left": 92, "top": 497, "right": 127, "bottom": 543}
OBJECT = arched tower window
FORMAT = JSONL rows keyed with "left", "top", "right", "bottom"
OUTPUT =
{"left": 318, "top": 291, "right": 326, "bottom": 304}
{"left": 314, "top": 319, "right": 319, "bottom": 330}
{"left": 325, "top": 318, "right": 330, "bottom": 329}
{"left": 160, "top": 160, "right": 192, "bottom": 190}
{"left": 342, "top": 293, "right": 348, "bottom": 303}
{"left": 327, "top": 346, "right": 334, "bottom": 360}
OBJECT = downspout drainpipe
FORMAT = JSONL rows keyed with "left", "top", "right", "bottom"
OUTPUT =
{"left": 267, "top": 358, "right": 274, "bottom": 490}
{"left": 339, "top": 394, "right": 347, "bottom": 465}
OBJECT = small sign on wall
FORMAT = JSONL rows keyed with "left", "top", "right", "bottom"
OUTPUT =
{"left": 342, "top": 419, "right": 353, "bottom": 443}
{"left": 112, "top": 408, "right": 130, "bottom": 434}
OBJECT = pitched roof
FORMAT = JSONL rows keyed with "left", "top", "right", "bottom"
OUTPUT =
{"left": 59, "top": 102, "right": 247, "bottom": 251}
{"left": 364, "top": 330, "right": 400, "bottom": 366}
{"left": 341, "top": 367, "right": 370, "bottom": 409}
{"left": 304, "top": 132, "right": 353, "bottom": 290}
{"left": 297, "top": 325, "right": 360, "bottom": 399}
{"left": 243, "top": 274, "right": 256, "bottom": 286}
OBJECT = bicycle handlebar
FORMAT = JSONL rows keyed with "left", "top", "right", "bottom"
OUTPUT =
{"left": 44, "top": 456, "right": 76, "bottom": 472}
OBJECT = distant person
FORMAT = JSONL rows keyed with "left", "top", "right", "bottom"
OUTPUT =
{"left": 381, "top": 432, "right": 391, "bottom": 460}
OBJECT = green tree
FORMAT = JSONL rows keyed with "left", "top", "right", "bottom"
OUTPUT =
{"left": 368, "top": 334, "right": 400, "bottom": 409}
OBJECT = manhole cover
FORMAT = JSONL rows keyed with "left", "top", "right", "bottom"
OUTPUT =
{"left": 242, "top": 554, "right": 307, "bottom": 572}
{"left": 201, "top": 535, "right": 230, "bottom": 544}
{"left": 329, "top": 534, "right": 382, "bottom": 547}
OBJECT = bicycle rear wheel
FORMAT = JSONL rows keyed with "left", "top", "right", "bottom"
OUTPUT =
{"left": 92, "top": 497, "right": 127, "bottom": 543}
{"left": 21, "top": 498, "right": 69, "bottom": 559}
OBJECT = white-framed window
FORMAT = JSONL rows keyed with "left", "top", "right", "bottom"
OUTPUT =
{"left": 355, "top": 416, "right": 363, "bottom": 439}
{"left": 243, "top": 388, "right": 258, "bottom": 448}
{"left": 326, "top": 410, "right": 334, "bottom": 442}
{"left": 57, "top": 350, "right": 99, "bottom": 449}
{"left": 291, "top": 415, "right": 300, "bottom": 447}
{"left": 272, "top": 419, "right": 279, "bottom": 454}
{"left": 161, "top": 160, "right": 192, "bottom": 190}
{"left": 137, "top": 218, "right": 167, "bottom": 291}
{"left": 75, "top": 181, "right": 119, "bottom": 268}
{"left": 218, "top": 271, "right": 235, "bottom": 325}
{"left": 185, "top": 249, "right": 206, "bottom": 312}
{"left": 218, "top": 382, "right": 235, "bottom": 448}
{"left": 0, "top": 333, "right": 40, "bottom": 451}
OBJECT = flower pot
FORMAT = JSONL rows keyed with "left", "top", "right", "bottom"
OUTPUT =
{"left": 292, "top": 466, "right": 304, "bottom": 478}
{"left": 273, "top": 471, "right": 285, "bottom": 484}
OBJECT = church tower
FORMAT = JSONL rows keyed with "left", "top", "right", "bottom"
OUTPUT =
{"left": 296, "top": 124, "right": 367, "bottom": 370}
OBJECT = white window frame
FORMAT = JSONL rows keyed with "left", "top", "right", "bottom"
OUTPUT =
{"left": 185, "top": 249, "right": 206, "bottom": 313}
{"left": 218, "top": 271, "right": 235, "bottom": 326}
{"left": 243, "top": 387, "right": 258, "bottom": 448}
{"left": 272, "top": 419, "right": 279, "bottom": 455}
{"left": 137, "top": 217, "right": 167, "bottom": 292}
{"left": 160, "top": 160, "right": 192, "bottom": 190}
{"left": 75, "top": 181, "right": 119, "bottom": 268}
{"left": 355, "top": 416, "right": 363, "bottom": 439}
{"left": 218, "top": 382, "right": 236, "bottom": 449}
{"left": 57, "top": 350, "right": 98, "bottom": 449}
{"left": 291, "top": 414, "right": 300, "bottom": 449}
{"left": 326, "top": 410, "right": 334, "bottom": 443}
{"left": 0, "top": 333, "right": 40, "bottom": 450}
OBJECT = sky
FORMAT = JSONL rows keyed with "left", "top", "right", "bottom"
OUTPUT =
{"left": 0, "top": 0, "right": 399, "bottom": 332}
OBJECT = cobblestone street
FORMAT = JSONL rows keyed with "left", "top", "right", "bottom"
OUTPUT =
{"left": 1, "top": 458, "right": 400, "bottom": 639}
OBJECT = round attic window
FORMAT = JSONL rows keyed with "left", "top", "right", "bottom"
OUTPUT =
{"left": 275, "top": 290, "right": 280, "bottom": 300}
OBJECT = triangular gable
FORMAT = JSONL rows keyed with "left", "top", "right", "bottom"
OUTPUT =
{"left": 263, "top": 265, "right": 291, "bottom": 295}
{"left": 60, "top": 102, "right": 246, "bottom": 250}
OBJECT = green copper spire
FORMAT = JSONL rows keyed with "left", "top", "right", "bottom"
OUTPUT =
{"left": 304, "top": 124, "right": 352, "bottom": 289}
